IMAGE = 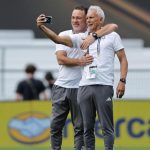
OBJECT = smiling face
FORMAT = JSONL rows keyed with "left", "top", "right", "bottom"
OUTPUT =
{"left": 71, "top": 9, "right": 87, "bottom": 33}
{"left": 86, "top": 9, "right": 104, "bottom": 32}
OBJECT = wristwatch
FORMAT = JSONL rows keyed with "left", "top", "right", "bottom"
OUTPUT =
{"left": 92, "top": 32, "right": 98, "bottom": 40}
{"left": 120, "top": 78, "right": 126, "bottom": 84}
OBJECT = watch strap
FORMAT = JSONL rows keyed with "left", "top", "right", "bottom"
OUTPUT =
{"left": 120, "top": 78, "right": 126, "bottom": 84}
{"left": 92, "top": 32, "right": 98, "bottom": 40}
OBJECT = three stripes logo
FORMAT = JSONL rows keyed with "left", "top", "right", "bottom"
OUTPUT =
{"left": 106, "top": 97, "right": 112, "bottom": 102}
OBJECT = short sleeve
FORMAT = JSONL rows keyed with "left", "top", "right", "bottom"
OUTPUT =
{"left": 69, "top": 33, "right": 85, "bottom": 49}
{"left": 55, "top": 32, "right": 70, "bottom": 52}
{"left": 38, "top": 81, "right": 46, "bottom": 93}
{"left": 16, "top": 82, "right": 23, "bottom": 94}
{"left": 113, "top": 32, "right": 124, "bottom": 52}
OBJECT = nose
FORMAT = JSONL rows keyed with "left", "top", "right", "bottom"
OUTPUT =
{"left": 86, "top": 19, "right": 90, "bottom": 24}
{"left": 86, "top": 17, "right": 90, "bottom": 22}
{"left": 73, "top": 17, "right": 78, "bottom": 21}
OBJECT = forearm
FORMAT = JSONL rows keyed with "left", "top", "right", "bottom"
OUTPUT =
{"left": 56, "top": 51, "right": 93, "bottom": 66}
{"left": 39, "top": 25, "right": 72, "bottom": 47}
{"left": 96, "top": 23, "right": 118, "bottom": 37}
{"left": 80, "top": 23, "right": 118, "bottom": 49}
{"left": 56, "top": 51, "right": 80, "bottom": 66}
{"left": 58, "top": 57, "right": 81, "bottom": 66}
{"left": 120, "top": 56, "right": 128, "bottom": 79}
{"left": 37, "top": 14, "right": 73, "bottom": 47}
{"left": 39, "top": 25, "right": 64, "bottom": 44}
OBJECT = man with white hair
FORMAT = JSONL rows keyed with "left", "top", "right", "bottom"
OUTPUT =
{"left": 69, "top": 6, "right": 128, "bottom": 150}
{"left": 37, "top": 5, "right": 128, "bottom": 150}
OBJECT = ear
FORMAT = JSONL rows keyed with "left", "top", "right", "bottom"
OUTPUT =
{"left": 100, "top": 17, "right": 104, "bottom": 25}
{"left": 100, "top": 17, "right": 103, "bottom": 21}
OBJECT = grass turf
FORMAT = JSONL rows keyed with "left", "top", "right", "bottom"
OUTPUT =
{"left": 1, "top": 148, "right": 149, "bottom": 150}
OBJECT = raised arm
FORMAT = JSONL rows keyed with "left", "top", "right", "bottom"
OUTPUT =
{"left": 80, "top": 23, "right": 118, "bottom": 49}
{"left": 36, "top": 14, "right": 73, "bottom": 47}
{"left": 96, "top": 23, "right": 118, "bottom": 37}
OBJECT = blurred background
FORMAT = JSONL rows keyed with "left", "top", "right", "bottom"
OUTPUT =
{"left": 0, "top": 0, "right": 150, "bottom": 100}
{"left": 0, "top": 0, "right": 150, "bottom": 150}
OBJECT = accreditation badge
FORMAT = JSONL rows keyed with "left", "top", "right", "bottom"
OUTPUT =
{"left": 85, "top": 65, "right": 97, "bottom": 79}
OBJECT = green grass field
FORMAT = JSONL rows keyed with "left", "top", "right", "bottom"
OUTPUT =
{"left": 1, "top": 147, "right": 149, "bottom": 150}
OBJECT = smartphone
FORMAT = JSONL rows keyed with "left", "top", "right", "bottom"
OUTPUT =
{"left": 45, "top": 16, "right": 52, "bottom": 24}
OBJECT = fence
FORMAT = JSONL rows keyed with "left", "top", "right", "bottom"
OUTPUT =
{"left": 0, "top": 38, "right": 150, "bottom": 100}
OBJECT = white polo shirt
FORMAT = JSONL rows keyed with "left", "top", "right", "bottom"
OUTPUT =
{"left": 70, "top": 32, "right": 124, "bottom": 86}
{"left": 54, "top": 30, "right": 84, "bottom": 88}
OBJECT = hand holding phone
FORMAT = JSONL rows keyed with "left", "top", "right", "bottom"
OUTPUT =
{"left": 45, "top": 16, "right": 52, "bottom": 24}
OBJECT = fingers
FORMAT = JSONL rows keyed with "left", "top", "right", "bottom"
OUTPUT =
{"left": 84, "top": 55, "right": 93, "bottom": 65}
{"left": 40, "top": 14, "right": 45, "bottom": 17}
{"left": 116, "top": 89, "right": 124, "bottom": 98}
{"left": 79, "top": 55, "right": 93, "bottom": 66}
{"left": 80, "top": 42, "right": 89, "bottom": 50}
{"left": 80, "top": 35, "right": 95, "bottom": 49}
{"left": 116, "top": 81, "right": 125, "bottom": 99}
{"left": 36, "top": 14, "right": 46, "bottom": 24}
{"left": 117, "top": 92, "right": 123, "bottom": 98}
{"left": 86, "top": 55, "right": 93, "bottom": 64}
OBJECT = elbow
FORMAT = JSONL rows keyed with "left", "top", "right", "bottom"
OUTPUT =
{"left": 57, "top": 59, "right": 65, "bottom": 65}
{"left": 54, "top": 37, "right": 62, "bottom": 44}
{"left": 112, "top": 24, "right": 118, "bottom": 30}
{"left": 126, "top": 59, "right": 128, "bottom": 70}
{"left": 58, "top": 62, "right": 64, "bottom": 65}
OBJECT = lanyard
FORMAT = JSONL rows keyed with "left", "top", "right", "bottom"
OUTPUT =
{"left": 97, "top": 38, "right": 101, "bottom": 56}
{"left": 87, "top": 37, "right": 101, "bottom": 56}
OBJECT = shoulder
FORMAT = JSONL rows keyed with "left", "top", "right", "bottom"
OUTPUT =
{"left": 16, "top": 80, "right": 27, "bottom": 89}
{"left": 106, "top": 32, "right": 120, "bottom": 38}
{"left": 18, "top": 79, "right": 26, "bottom": 84}
{"left": 70, "top": 32, "right": 86, "bottom": 39}
{"left": 59, "top": 30, "right": 73, "bottom": 36}
{"left": 104, "top": 32, "right": 121, "bottom": 41}
{"left": 33, "top": 79, "right": 45, "bottom": 86}
{"left": 33, "top": 78, "right": 42, "bottom": 83}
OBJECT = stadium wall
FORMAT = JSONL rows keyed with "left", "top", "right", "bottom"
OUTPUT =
{"left": 0, "top": 100, "right": 150, "bottom": 149}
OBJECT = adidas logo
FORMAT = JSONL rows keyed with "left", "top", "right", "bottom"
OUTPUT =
{"left": 106, "top": 97, "right": 112, "bottom": 102}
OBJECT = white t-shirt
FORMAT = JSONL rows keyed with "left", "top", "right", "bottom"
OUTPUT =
{"left": 70, "top": 32, "right": 124, "bottom": 86}
{"left": 54, "top": 30, "right": 84, "bottom": 88}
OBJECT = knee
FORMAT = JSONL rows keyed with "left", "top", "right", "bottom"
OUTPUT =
{"left": 50, "top": 120, "right": 62, "bottom": 133}
{"left": 101, "top": 126, "right": 114, "bottom": 136}
{"left": 84, "top": 123, "right": 95, "bottom": 135}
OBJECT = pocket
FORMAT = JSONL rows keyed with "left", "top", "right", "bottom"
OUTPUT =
{"left": 51, "top": 85, "right": 66, "bottom": 102}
